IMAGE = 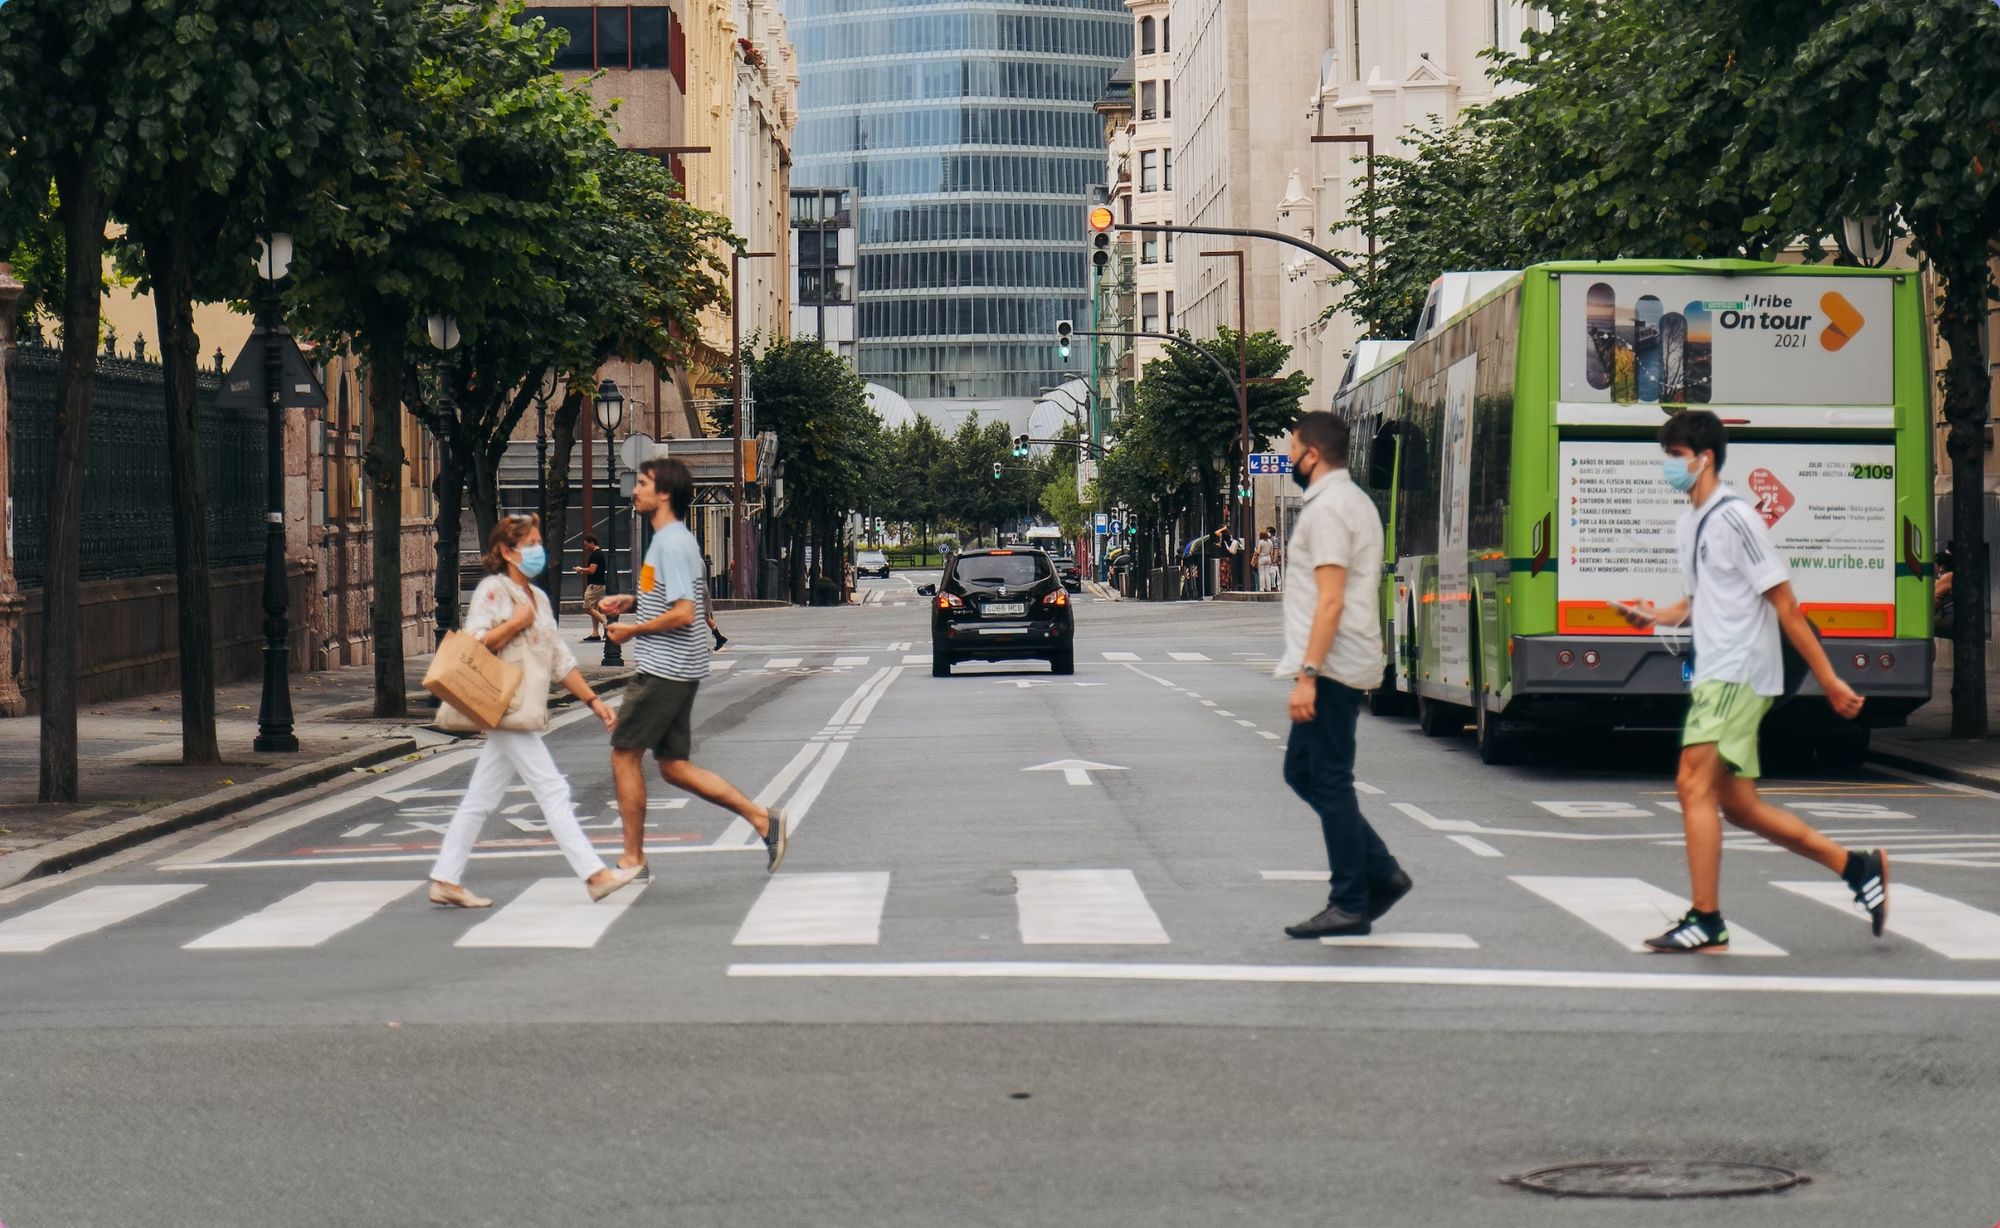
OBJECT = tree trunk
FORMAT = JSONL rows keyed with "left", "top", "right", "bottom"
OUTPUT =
{"left": 471, "top": 441, "right": 502, "bottom": 553}
{"left": 787, "top": 518, "right": 806, "bottom": 605}
{"left": 432, "top": 439, "right": 468, "bottom": 635}
{"left": 1939, "top": 261, "right": 1992, "bottom": 738}
{"left": 362, "top": 320, "right": 408, "bottom": 718}
{"left": 142, "top": 227, "right": 220, "bottom": 767}
{"left": 544, "top": 390, "right": 583, "bottom": 607}
{"left": 38, "top": 162, "right": 110, "bottom": 802}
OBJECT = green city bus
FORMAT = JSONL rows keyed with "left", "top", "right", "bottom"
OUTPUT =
{"left": 1333, "top": 259, "right": 1932, "bottom": 768}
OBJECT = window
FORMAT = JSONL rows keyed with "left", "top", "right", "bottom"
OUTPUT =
{"left": 1161, "top": 16, "right": 1170, "bottom": 52}
{"left": 1142, "top": 293, "right": 1160, "bottom": 334}
{"left": 533, "top": 7, "right": 593, "bottom": 70}
{"left": 1165, "top": 291, "right": 1175, "bottom": 331}
{"left": 1349, "top": 0, "right": 1360, "bottom": 79}
{"left": 1140, "top": 15, "right": 1155, "bottom": 54}
{"left": 1142, "top": 234, "right": 1159, "bottom": 264}
{"left": 1140, "top": 81, "right": 1157, "bottom": 119}
{"left": 596, "top": 7, "right": 629, "bottom": 68}
{"left": 1162, "top": 147, "right": 1173, "bottom": 191}
{"left": 1162, "top": 79, "right": 1171, "bottom": 118}
{"left": 1165, "top": 228, "right": 1175, "bottom": 262}
{"left": 1140, "top": 150, "right": 1158, "bottom": 193}
{"left": 633, "top": 7, "right": 669, "bottom": 68}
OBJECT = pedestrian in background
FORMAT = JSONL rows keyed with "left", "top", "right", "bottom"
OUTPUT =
{"left": 1255, "top": 527, "right": 1279, "bottom": 593}
{"left": 576, "top": 534, "right": 608, "bottom": 642}
{"left": 1616, "top": 410, "right": 1883, "bottom": 953}
{"left": 1276, "top": 413, "right": 1409, "bottom": 939}
{"left": 428, "top": 516, "right": 639, "bottom": 909}
{"left": 603, "top": 459, "right": 787, "bottom": 877}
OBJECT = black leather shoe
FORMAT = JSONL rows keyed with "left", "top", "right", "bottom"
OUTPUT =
{"left": 1366, "top": 869, "right": 1413, "bottom": 922}
{"left": 1284, "top": 905, "right": 1372, "bottom": 939}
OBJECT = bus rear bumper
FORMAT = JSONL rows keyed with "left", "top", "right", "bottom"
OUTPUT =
{"left": 1509, "top": 636, "right": 1932, "bottom": 722}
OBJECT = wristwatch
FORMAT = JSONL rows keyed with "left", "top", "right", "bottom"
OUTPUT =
{"left": 1298, "top": 664, "right": 1320, "bottom": 680}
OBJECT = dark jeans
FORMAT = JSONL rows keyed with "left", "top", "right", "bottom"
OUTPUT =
{"left": 1283, "top": 678, "right": 1399, "bottom": 913}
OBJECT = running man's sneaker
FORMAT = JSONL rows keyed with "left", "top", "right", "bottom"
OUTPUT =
{"left": 764, "top": 806, "right": 789, "bottom": 873}
{"left": 1643, "top": 910, "right": 1730, "bottom": 954}
{"left": 1843, "top": 848, "right": 1890, "bottom": 937}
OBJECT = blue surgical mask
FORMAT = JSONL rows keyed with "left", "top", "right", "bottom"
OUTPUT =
{"left": 1290, "top": 455, "right": 1315, "bottom": 491}
{"left": 518, "top": 545, "right": 547, "bottom": 578}
{"left": 1663, "top": 455, "right": 1704, "bottom": 493}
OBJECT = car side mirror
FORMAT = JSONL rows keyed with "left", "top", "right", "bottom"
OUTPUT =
{"left": 916, "top": 583, "right": 936, "bottom": 596}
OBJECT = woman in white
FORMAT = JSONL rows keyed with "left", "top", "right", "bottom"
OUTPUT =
{"left": 429, "top": 515, "right": 641, "bottom": 909}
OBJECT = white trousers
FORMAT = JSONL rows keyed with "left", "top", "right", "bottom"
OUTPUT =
{"left": 431, "top": 730, "right": 606, "bottom": 885}
{"left": 1259, "top": 563, "right": 1279, "bottom": 592}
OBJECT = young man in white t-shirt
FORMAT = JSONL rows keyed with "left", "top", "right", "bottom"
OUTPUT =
{"left": 1617, "top": 411, "right": 1885, "bottom": 953}
{"left": 1275, "top": 413, "right": 1407, "bottom": 939}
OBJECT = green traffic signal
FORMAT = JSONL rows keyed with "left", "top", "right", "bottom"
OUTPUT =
{"left": 992, "top": 462, "right": 1003, "bottom": 480}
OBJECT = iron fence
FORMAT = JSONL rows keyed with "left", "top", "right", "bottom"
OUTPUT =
{"left": 8, "top": 341, "right": 265, "bottom": 587}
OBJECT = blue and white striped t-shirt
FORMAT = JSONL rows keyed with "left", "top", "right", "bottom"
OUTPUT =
{"left": 631, "top": 520, "right": 711, "bottom": 681}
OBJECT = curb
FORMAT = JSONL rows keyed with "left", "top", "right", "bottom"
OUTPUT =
{"left": 0, "top": 670, "right": 645, "bottom": 892}
{"left": 713, "top": 599, "right": 790, "bottom": 611}
{"left": 1085, "top": 581, "right": 1121, "bottom": 602}
{"left": 0, "top": 737, "right": 420, "bottom": 891}
{"left": 1214, "top": 590, "right": 1282, "bottom": 603}
{"left": 1865, "top": 746, "right": 2000, "bottom": 792}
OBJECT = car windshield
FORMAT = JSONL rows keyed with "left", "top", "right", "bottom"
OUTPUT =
{"left": 858, "top": 552, "right": 885, "bottom": 564}
{"left": 953, "top": 554, "right": 1046, "bottom": 588}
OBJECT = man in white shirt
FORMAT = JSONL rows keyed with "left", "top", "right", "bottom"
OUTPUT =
{"left": 1617, "top": 411, "right": 1884, "bottom": 953}
{"left": 1275, "top": 413, "right": 1408, "bottom": 939}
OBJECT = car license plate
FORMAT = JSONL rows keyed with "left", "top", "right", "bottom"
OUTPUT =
{"left": 983, "top": 602, "right": 1026, "bottom": 617}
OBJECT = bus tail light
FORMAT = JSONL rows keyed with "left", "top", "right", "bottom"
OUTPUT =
{"left": 1556, "top": 650, "right": 1575, "bottom": 668}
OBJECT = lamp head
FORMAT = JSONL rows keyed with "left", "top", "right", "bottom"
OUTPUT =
{"left": 256, "top": 233, "right": 294, "bottom": 283}
{"left": 594, "top": 378, "right": 625, "bottom": 432}
{"left": 426, "top": 313, "right": 460, "bottom": 352}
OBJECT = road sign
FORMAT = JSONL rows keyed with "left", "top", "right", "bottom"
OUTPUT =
{"left": 1247, "top": 452, "right": 1292, "bottom": 476}
{"left": 1093, "top": 512, "right": 1109, "bottom": 534}
{"left": 1108, "top": 517, "right": 1123, "bottom": 536}
{"left": 618, "top": 433, "right": 660, "bottom": 472}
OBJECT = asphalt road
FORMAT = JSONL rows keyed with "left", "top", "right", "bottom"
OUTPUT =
{"left": 3, "top": 595, "right": 1996, "bottom": 1226}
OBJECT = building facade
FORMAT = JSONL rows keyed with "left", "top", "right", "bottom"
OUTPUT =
{"left": 790, "top": 187, "right": 857, "bottom": 362}
{"left": 789, "top": 0, "right": 1132, "bottom": 403}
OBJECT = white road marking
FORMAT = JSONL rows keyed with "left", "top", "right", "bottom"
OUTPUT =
{"left": 1354, "top": 782, "right": 1384, "bottom": 795}
{"left": 1448, "top": 835, "right": 1505, "bottom": 858}
{"left": 342, "top": 823, "right": 382, "bottom": 839}
{"left": 1260, "top": 871, "right": 1327, "bottom": 881}
{"left": 835, "top": 656, "right": 869, "bottom": 666}
{"left": 710, "top": 659, "right": 735, "bottom": 671}
{"left": 1258, "top": 731, "right": 1280, "bottom": 740}
{"left": 1511, "top": 876, "right": 1786, "bottom": 956}
{"left": 1168, "top": 652, "right": 1210, "bottom": 662}
{"left": 184, "top": 881, "right": 419, "bottom": 950}
{"left": 1390, "top": 803, "right": 1479, "bottom": 833}
{"left": 175, "top": 843, "right": 750, "bottom": 869}
{"left": 1321, "top": 932, "right": 1480, "bottom": 950}
{"left": 1101, "top": 651, "right": 1141, "bottom": 661}
{"left": 764, "top": 658, "right": 803, "bottom": 669}
{"left": 727, "top": 961, "right": 2000, "bottom": 998}
{"left": 1214, "top": 710, "right": 1234, "bottom": 717}
{"left": 902, "top": 654, "right": 930, "bottom": 664}
{"left": 1022, "top": 759, "right": 1126, "bottom": 787}
{"left": 456, "top": 877, "right": 645, "bottom": 948}
{"left": 1015, "top": 870, "right": 1169, "bottom": 944}
{"left": 1199, "top": 700, "right": 1217, "bottom": 707}
{"left": 848, "top": 664, "right": 904, "bottom": 726}
{"left": 1776, "top": 881, "right": 2000, "bottom": 959}
{"left": 0, "top": 885, "right": 204, "bottom": 952}
{"left": 1535, "top": 801, "right": 1655, "bottom": 819}
{"left": 1234, "top": 719, "right": 1256, "bottom": 728}
{"left": 734, "top": 872, "right": 891, "bottom": 946}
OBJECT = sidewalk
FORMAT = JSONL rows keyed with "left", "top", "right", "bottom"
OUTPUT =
{"left": 1868, "top": 648, "right": 2000, "bottom": 790}
{"left": 0, "top": 618, "right": 636, "bottom": 889}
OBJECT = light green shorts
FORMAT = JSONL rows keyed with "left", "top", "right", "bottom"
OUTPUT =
{"left": 1683, "top": 680, "right": 1774, "bottom": 779}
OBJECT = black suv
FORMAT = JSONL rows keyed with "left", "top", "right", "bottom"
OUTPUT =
{"left": 928, "top": 547, "right": 1074, "bottom": 676}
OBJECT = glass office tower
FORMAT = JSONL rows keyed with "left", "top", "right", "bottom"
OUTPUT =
{"left": 790, "top": 0, "right": 1131, "bottom": 401}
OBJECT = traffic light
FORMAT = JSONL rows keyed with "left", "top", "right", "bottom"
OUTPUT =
{"left": 1126, "top": 521, "right": 1138, "bottom": 537}
{"left": 1055, "top": 319, "right": 1073, "bottom": 361}
{"left": 1088, "top": 205, "right": 1114, "bottom": 273}
{"left": 992, "top": 461, "right": 1003, "bottom": 480}
{"left": 1012, "top": 434, "right": 1030, "bottom": 458}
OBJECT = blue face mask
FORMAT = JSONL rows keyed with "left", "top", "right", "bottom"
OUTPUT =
{"left": 517, "top": 544, "right": 547, "bottom": 578}
{"left": 1663, "top": 455, "right": 1704, "bottom": 493}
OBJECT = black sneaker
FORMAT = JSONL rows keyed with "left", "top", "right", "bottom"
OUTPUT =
{"left": 1644, "top": 910, "right": 1729, "bottom": 954}
{"left": 582, "top": 635, "right": 603, "bottom": 643}
{"left": 763, "top": 806, "right": 789, "bottom": 873}
{"left": 1284, "top": 905, "right": 1371, "bottom": 939}
{"left": 1366, "top": 869, "right": 1413, "bottom": 923}
{"left": 1844, "top": 848, "right": 1890, "bottom": 937}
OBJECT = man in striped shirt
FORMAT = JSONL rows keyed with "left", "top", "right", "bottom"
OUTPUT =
{"left": 604, "top": 459, "right": 787, "bottom": 875}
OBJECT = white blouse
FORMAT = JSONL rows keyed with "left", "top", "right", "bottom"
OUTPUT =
{"left": 463, "top": 575, "right": 579, "bottom": 680}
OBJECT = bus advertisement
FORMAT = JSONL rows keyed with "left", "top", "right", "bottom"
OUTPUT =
{"left": 1335, "top": 260, "right": 1931, "bottom": 770}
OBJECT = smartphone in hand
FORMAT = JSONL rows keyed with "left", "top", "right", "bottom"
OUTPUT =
{"left": 1609, "top": 600, "right": 1656, "bottom": 629}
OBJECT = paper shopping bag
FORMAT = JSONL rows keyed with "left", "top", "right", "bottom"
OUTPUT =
{"left": 422, "top": 630, "right": 524, "bottom": 731}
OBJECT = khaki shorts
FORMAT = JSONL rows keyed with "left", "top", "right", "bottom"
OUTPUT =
{"left": 1683, "top": 680, "right": 1773, "bottom": 779}
{"left": 611, "top": 674, "right": 699, "bottom": 760}
{"left": 583, "top": 585, "right": 606, "bottom": 617}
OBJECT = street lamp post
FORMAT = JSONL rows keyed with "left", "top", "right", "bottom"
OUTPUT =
{"left": 252, "top": 233, "right": 298, "bottom": 753}
{"left": 730, "top": 249, "right": 775, "bottom": 599}
{"left": 533, "top": 369, "right": 560, "bottom": 612}
{"left": 426, "top": 312, "right": 461, "bottom": 646}
{"left": 1202, "top": 248, "right": 1252, "bottom": 589}
{"left": 595, "top": 379, "right": 626, "bottom": 667}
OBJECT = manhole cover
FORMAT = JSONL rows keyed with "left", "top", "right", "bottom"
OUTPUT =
{"left": 1505, "top": 1161, "right": 1809, "bottom": 1199}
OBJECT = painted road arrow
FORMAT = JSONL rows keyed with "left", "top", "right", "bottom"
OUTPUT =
{"left": 1022, "top": 759, "right": 1128, "bottom": 786}
{"left": 990, "top": 680, "right": 1107, "bottom": 688}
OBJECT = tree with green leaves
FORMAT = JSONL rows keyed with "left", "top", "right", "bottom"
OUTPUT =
{"left": 1128, "top": 328, "right": 1310, "bottom": 529}
{"left": 880, "top": 417, "right": 948, "bottom": 550}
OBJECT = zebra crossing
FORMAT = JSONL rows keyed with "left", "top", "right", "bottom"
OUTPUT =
{"left": 691, "top": 648, "right": 1267, "bottom": 673}
{"left": 5, "top": 869, "right": 2000, "bottom": 964}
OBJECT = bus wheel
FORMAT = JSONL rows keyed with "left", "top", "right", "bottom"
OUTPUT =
{"left": 1416, "top": 693, "right": 1465, "bottom": 738}
{"left": 1814, "top": 727, "right": 1871, "bottom": 774}
{"left": 1475, "top": 700, "right": 1517, "bottom": 765}
{"left": 1368, "top": 664, "right": 1409, "bottom": 717}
